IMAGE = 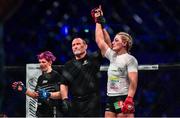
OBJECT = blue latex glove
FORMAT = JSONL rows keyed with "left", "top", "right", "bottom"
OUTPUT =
{"left": 38, "top": 89, "right": 51, "bottom": 100}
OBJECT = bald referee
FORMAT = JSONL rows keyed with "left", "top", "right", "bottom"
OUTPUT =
{"left": 60, "top": 37, "right": 103, "bottom": 117}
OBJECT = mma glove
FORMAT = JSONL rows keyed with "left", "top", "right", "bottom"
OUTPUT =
{"left": 122, "top": 96, "right": 135, "bottom": 114}
{"left": 38, "top": 89, "right": 51, "bottom": 100}
{"left": 91, "top": 7, "right": 106, "bottom": 27}
{"left": 12, "top": 81, "right": 27, "bottom": 94}
{"left": 62, "top": 98, "right": 72, "bottom": 115}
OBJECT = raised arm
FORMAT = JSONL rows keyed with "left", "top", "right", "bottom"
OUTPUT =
{"left": 92, "top": 6, "right": 110, "bottom": 56}
{"left": 103, "top": 28, "right": 112, "bottom": 48}
{"left": 94, "top": 6, "right": 112, "bottom": 48}
{"left": 95, "top": 23, "right": 109, "bottom": 56}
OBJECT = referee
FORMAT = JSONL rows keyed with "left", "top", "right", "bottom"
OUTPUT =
{"left": 60, "top": 38, "right": 103, "bottom": 117}
{"left": 12, "top": 51, "right": 63, "bottom": 117}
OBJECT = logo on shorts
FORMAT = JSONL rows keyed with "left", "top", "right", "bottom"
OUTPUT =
{"left": 114, "top": 101, "right": 123, "bottom": 110}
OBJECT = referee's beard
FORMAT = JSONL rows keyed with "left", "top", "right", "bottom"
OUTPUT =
{"left": 73, "top": 50, "right": 86, "bottom": 59}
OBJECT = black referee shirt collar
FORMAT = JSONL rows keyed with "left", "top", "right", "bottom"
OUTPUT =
{"left": 74, "top": 54, "right": 88, "bottom": 63}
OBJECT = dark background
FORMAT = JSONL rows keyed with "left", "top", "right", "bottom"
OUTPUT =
{"left": 0, "top": 0, "right": 180, "bottom": 117}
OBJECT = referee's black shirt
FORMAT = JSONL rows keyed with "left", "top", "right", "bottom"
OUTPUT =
{"left": 61, "top": 51, "right": 103, "bottom": 97}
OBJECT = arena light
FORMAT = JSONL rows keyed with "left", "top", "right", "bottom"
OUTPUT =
{"left": 84, "top": 28, "right": 89, "bottom": 33}
{"left": 61, "top": 25, "right": 69, "bottom": 36}
{"left": 53, "top": 1, "right": 59, "bottom": 8}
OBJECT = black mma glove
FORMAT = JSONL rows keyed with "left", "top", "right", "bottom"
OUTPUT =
{"left": 62, "top": 98, "right": 72, "bottom": 115}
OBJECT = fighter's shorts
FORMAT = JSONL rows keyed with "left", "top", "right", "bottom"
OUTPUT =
{"left": 105, "top": 95, "right": 127, "bottom": 113}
